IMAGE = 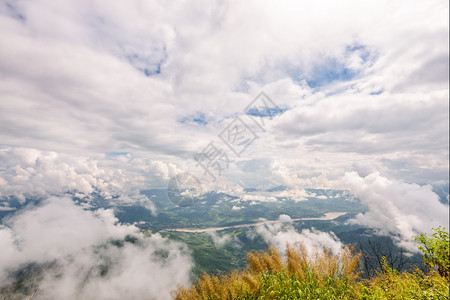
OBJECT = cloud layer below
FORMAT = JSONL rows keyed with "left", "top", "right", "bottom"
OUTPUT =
{"left": 343, "top": 172, "right": 449, "bottom": 252}
{"left": 0, "top": 196, "right": 192, "bottom": 299}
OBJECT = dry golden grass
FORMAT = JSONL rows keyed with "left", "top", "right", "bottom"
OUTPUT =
{"left": 173, "top": 270, "right": 260, "bottom": 300}
{"left": 285, "top": 243, "right": 361, "bottom": 286}
{"left": 173, "top": 242, "right": 362, "bottom": 299}
{"left": 247, "top": 245, "right": 284, "bottom": 274}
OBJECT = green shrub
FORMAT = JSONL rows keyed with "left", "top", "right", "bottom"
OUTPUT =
{"left": 174, "top": 232, "right": 450, "bottom": 300}
{"left": 363, "top": 258, "right": 449, "bottom": 299}
{"left": 415, "top": 226, "right": 449, "bottom": 279}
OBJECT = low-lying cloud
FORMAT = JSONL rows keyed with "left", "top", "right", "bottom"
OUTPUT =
{"left": 254, "top": 214, "right": 343, "bottom": 256}
{"left": 0, "top": 147, "right": 181, "bottom": 212}
{"left": 208, "top": 231, "right": 241, "bottom": 249}
{"left": 343, "top": 171, "right": 449, "bottom": 252}
{"left": 0, "top": 196, "right": 192, "bottom": 300}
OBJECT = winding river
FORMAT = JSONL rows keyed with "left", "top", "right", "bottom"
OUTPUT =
{"left": 164, "top": 212, "right": 348, "bottom": 233}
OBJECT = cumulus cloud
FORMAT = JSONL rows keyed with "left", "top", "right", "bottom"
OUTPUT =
{"left": 343, "top": 171, "right": 449, "bottom": 252}
{"left": 228, "top": 187, "right": 321, "bottom": 204}
{"left": 0, "top": 0, "right": 447, "bottom": 187}
{"left": 241, "top": 194, "right": 277, "bottom": 203}
{"left": 254, "top": 215, "right": 343, "bottom": 256}
{"left": 0, "top": 147, "right": 181, "bottom": 211}
{"left": 0, "top": 196, "right": 192, "bottom": 300}
{"left": 278, "top": 214, "right": 292, "bottom": 223}
{"left": 352, "top": 161, "right": 379, "bottom": 178}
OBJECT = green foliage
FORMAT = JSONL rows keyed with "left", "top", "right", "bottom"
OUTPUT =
{"left": 254, "top": 271, "right": 361, "bottom": 299}
{"left": 174, "top": 239, "right": 450, "bottom": 300}
{"left": 163, "top": 230, "right": 266, "bottom": 277}
{"left": 415, "top": 226, "right": 449, "bottom": 279}
{"left": 363, "top": 259, "right": 449, "bottom": 299}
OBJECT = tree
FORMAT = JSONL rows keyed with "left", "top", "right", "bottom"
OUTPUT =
{"left": 358, "top": 238, "right": 409, "bottom": 278}
{"left": 415, "top": 226, "right": 449, "bottom": 279}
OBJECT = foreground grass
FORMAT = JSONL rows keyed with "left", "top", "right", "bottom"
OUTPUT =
{"left": 173, "top": 244, "right": 449, "bottom": 300}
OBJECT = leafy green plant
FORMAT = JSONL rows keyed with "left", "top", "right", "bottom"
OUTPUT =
{"left": 415, "top": 226, "right": 449, "bottom": 279}
{"left": 363, "top": 258, "right": 449, "bottom": 299}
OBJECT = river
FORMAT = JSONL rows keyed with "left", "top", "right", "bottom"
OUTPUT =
{"left": 164, "top": 212, "right": 348, "bottom": 233}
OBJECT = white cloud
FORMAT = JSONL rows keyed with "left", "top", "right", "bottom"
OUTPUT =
{"left": 343, "top": 171, "right": 449, "bottom": 252}
{"left": 208, "top": 231, "right": 233, "bottom": 248}
{"left": 35, "top": 236, "right": 192, "bottom": 300}
{"left": 0, "top": 205, "right": 15, "bottom": 211}
{"left": 254, "top": 215, "right": 343, "bottom": 256}
{"left": 241, "top": 194, "right": 277, "bottom": 203}
{"left": 0, "top": 0, "right": 447, "bottom": 188}
{"left": 0, "top": 147, "right": 180, "bottom": 209}
{"left": 227, "top": 185, "right": 323, "bottom": 203}
{"left": 272, "top": 188, "right": 310, "bottom": 202}
{"left": 5, "top": 197, "right": 127, "bottom": 262}
{"left": 0, "top": 196, "right": 192, "bottom": 299}
{"left": 278, "top": 214, "right": 292, "bottom": 223}
{"left": 352, "top": 161, "right": 379, "bottom": 178}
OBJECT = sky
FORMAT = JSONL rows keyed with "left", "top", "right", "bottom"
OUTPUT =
{"left": 0, "top": 0, "right": 448, "bottom": 194}
{"left": 0, "top": 0, "right": 449, "bottom": 298}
